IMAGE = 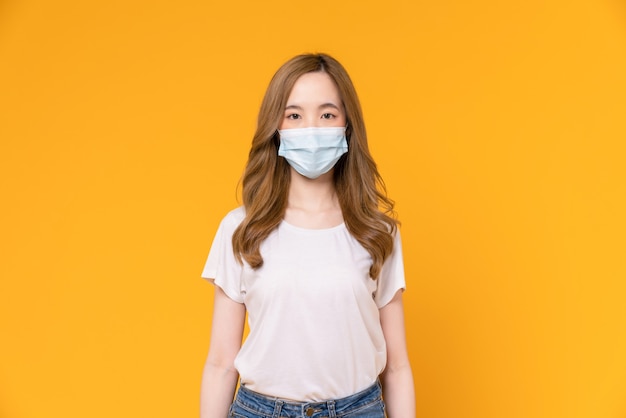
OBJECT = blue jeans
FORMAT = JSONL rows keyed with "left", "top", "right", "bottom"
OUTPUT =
{"left": 228, "top": 380, "right": 386, "bottom": 418}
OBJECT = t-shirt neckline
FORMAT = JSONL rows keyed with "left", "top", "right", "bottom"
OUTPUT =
{"left": 280, "top": 219, "right": 346, "bottom": 233}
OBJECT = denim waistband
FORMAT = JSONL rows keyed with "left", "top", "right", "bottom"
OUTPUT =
{"left": 231, "top": 380, "right": 383, "bottom": 418}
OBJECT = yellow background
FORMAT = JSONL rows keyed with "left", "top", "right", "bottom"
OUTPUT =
{"left": 1, "top": 0, "right": 625, "bottom": 417}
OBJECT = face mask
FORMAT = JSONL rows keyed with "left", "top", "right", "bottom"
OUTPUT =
{"left": 278, "top": 127, "right": 348, "bottom": 179}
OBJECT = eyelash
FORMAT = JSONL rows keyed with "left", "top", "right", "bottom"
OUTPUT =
{"left": 286, "top": 113, "right": 336, "bottom": 120}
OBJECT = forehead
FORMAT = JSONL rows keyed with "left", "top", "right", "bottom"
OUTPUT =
{"left": 286, "top": 71, "right": 342, "bottom": 104}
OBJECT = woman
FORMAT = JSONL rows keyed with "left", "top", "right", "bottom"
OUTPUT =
{"left": 200, "top": 53, "right": 415, "bottom": 417}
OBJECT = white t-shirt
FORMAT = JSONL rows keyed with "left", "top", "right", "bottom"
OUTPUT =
{"left": 201, "top": 206, "right": 405, "bottom": 401}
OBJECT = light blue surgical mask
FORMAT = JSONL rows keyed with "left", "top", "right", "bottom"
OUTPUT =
{"left": 278, "top": 127, "right": 348, "bottom": 179}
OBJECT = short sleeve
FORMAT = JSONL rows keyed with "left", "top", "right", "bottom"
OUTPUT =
{"left": 201, "top": 207, "right": 246, "bottom": 304}
{"left": 373, "top": 229, "right": 406, "bottom": 308}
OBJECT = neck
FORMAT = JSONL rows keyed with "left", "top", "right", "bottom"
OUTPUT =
{"left": 287, "top": 169, "right": 339, "bottom": 211}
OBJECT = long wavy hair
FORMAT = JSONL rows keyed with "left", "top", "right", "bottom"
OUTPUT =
{"left": 232, "top": 53, "right": 397, "bottom": 279}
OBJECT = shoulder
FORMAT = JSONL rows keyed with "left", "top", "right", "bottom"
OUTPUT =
{"left": 225, "top": 206, "right": 246, "bottom": 222}
{"left": 219, "top": 206, "right": 246, "bottom": 230}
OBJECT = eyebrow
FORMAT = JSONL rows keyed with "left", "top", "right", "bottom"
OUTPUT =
{"left": 284, "top": 103, "right": 341, "bottom": 111}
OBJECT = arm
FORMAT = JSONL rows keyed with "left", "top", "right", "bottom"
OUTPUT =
{"left": 380, "top": 290, "right": 415, "bottom": 418}
{"left": 200, "top": 286, "right": 246, "bottom": 418}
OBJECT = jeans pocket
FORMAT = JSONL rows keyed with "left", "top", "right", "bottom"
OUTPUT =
{"left": 228, "top": 401, "right": 267, "bottom": 418}
{"left": 341, "top": 399, "right": 385, "bottom": 417}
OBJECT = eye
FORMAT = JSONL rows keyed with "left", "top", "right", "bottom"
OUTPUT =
{"left": 286, "top": 113, "right": 301, "bottom": 120}
{"left": 321, "top": 113, "right": 335, "bottom": 119}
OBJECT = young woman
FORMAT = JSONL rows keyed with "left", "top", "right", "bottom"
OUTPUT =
{"left": 200, "top": 53, "right": 415, "bottom": 418}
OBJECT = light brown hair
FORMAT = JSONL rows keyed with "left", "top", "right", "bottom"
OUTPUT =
{"left": 232, "top": 53, "right": 397, "bottom": 279}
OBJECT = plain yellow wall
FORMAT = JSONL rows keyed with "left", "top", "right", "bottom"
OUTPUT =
{"left": 1, "top": 0, "right": 625, "bottom": 417}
